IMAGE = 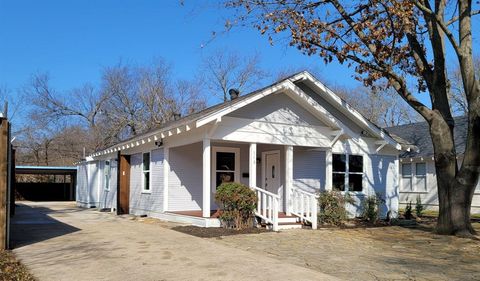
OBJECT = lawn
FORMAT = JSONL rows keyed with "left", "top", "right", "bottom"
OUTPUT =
{"left": 0, "top": 250, "right": 35, "bottom": 281}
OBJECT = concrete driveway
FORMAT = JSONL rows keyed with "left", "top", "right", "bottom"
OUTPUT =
{"left": 11, "top": 201, "right": 337, "bottom": 281}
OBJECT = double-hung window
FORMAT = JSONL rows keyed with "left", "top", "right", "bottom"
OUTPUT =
{"left": 401, "top": 162, "right": 426, "bottom": 191}
{"left": 332, "top": 154, "right": 364, "bottom": 192}
{"left": 104, "top": 160, "right": 111, "bottom": 191}
{"left": 142, "top": 152, "right": 151, "bottom": 192}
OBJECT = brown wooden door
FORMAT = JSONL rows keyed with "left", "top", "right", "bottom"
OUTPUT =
{"left": 117, "top": 154, "right": 130, "bottom": 215}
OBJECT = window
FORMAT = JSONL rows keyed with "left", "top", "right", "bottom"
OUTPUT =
{"left": 401, "top": 162, "right": 427, "bottom": 191}
{"left": 142, "top": 152, "right": 151, "bottom": 192}
{"left": 104, "top": 160, "right": 111, "bottom": 190}
{"left": 212, "top": 147, "right": 240, "bottom": 191}
{"left": 332, "top": 154, "right": 363, "bottom": 192}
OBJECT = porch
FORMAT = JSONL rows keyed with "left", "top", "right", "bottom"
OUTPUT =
{"left": 163, "top": 140, "right": 322, "bottom": 230}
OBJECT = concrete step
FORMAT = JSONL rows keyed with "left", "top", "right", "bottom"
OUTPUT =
{"left": 276, "top": 222, "right": 303, "bottom": 230}
{"left": 278, "top": 216, "right": 298, "bottom": 223}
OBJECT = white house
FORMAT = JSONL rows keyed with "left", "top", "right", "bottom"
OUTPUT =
{"left": 387, "top": 116, "right": 480, "bottom": 214}
{"left": 76, "top": 71, "right": 406, "bottom": 230}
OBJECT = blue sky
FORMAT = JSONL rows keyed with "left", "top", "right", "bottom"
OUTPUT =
{"left": 0, "top": 1, "right": 478, "bottom": 113}
{"left": 0, "top": 1, "right": 358, "bottom": 99}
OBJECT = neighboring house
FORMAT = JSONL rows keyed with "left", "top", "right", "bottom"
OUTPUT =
{"left": 76, "top": 71, "right": 407, "bottom": 230}
{"left": 386, "top": 116, "right": 480, "bottom": 214}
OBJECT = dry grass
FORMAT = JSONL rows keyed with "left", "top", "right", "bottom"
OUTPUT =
{"left": 0, "top": 250, "right": 36, "bottom": 281}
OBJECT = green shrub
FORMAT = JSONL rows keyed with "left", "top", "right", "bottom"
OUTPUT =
{"left": 415, "top": 195, "right": 424, "bottom": 218}
{"left": 317, "top": 191, "right": 354, "bottom": 225}
{"left": 361, "top": 193, "right": 385, "bottom": 223}
{"left": 404, "top": 202, "right": 413, "bottom": 220}
{"left": 215, "top": 182, "right": 257, "bottom": 230}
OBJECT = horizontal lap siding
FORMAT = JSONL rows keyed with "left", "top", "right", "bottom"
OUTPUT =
{"left": 76, "top": 162, "right": 89, "bottom": 206}
{"left": 399, "top": 160, "right": 480, "bottom": 214}
{"left": 293, "top": 149, "right": 325, "bottom": 193}
{"left": 98, "top": 159, "right": 118, "bottom": 210}
{"left": 129, "top": 149, "right": 164, "bottom": 216}
{"left": 168, "top": 143, "right": 202, "bottom": 211}
{"left": 365, "top": 155, "right": 398, "bottom": 217}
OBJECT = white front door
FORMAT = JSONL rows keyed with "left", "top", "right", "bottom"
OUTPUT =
{"left": 263, "top": 151, "right": 282, "bottom": 211}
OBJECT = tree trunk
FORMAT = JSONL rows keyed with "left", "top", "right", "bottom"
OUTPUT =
{"left": 431, "top": 114, "right": 479, "bottom": 236}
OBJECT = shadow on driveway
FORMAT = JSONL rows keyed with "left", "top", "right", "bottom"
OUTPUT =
{"left": 10, "top": 202, "right": 81, "bottom": 249}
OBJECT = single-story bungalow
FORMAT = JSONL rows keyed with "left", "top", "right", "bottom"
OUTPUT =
{"left": 76, "top": 71, "right": 407, "bottom": 230}
{"left": 386, "top": 116, "right": 480, "bottom": 214}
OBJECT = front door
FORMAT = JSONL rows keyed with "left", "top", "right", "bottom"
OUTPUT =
{"left": 117, "top": 154, "right": 130, "bottom": 215}
{"left": 263, "top": 151, "right": 281, "bottom": 200}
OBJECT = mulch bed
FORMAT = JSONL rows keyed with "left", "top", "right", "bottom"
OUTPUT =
{"left": 172, "top": 225, "right": 271, "bottom": 238}
{"left": 0, "top": 250, "right": 36, "bottom": 281}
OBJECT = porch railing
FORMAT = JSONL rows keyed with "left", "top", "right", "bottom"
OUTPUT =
{"left": 251, "top": 186, "right": 279, "bottom": 231}
{"left": 290, "top": 187, "right": 318, "bottom": 229}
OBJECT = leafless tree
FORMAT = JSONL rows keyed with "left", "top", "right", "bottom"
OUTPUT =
{"left": 201, "top": 50, "right": 268, "bottom": 102}
{"left": 449, "top": 57, "right": 480, "bottom": 116}
{"left": 334, "top": 84, "right": 419, "bottom": 127}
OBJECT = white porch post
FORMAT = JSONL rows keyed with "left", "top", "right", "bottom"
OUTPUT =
{"left": 249, "top": 143, "right": 257, "bottom": 188}
{"left": 202, "top": 138, "right": 211, "bottom": 218}
{"left": 325, "top": 148, "right": 333, "bottom": 191}
{"left": 162, "top": 147, "right": 169, "bottom": 212}
{"left": 285, "top": 145, "right": 293, "bottom": 216}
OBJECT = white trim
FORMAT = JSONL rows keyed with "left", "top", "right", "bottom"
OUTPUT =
{"left": 104, "top": 160, "right": 111, "bottom": 191}
{"left": 249, "top": 143, "right": 257, "bottom": 188}
{"left": 202, "top": 138, "right": 211, "bottom": 218}
{"left": 285, "top": 146, "right": 293, "bottom": 215}
{"left": 332, "top": 153, "right": 365, "bottom": 193}
{"left": 297, "top": 71, "right": 402, "bottom": 150}
{"left": 401, "top": 162, "right": 427, "bottom": 192}
{"left": 325, "top": 149, "right": 333, "bottom": 191}
{"left": 141, "top": 151, "right": 152, "bottom": 193}
{"left": 163, "top": 147, "right": 169, "bottom": 212}
{"left": 211, "top": 146, "right": 241, "bottom": 192}
{"left": 261, "top": 150, "right": 281, "bottom": 191}
{"left": 88, "top": 71, "right": 404, "bottom": 159}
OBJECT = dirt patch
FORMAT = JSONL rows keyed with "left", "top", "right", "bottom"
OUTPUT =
{"left": 172, "top": 225, "right": 271, "bottom": 238}
{"left": 0, "top": 250, "right": 36, "bottom": 281}
{"left": 217, "top": 221, "right": 480, "bottom": 280}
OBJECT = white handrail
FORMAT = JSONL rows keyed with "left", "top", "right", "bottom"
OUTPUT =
{"left": 290, "top": 187, "right": 318, "bottom": 229}
{"left": 251, "top": 186, "right": 279, "bottom": 231}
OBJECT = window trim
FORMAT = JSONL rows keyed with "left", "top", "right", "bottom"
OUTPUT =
{"left": 401, "top": 162, "right": 427, "bottom": 192}
{"left": 104, "top": 160, "right": 111, "bottom": 191}
{"left": 332, "top": 153, "right": 364, "bottom": 193}
{"left": 211, "top": 146, "right": 240, "bottom": 193}
{"left": 142, "top": 152, "right": 152, "bottom": 193}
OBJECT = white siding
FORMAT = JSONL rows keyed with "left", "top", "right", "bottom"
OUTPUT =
{"left": 168, "top": 143, "right": 203, "bottom": 211}
{"left": 367, "top": 155, "right": 398, "bottom": 217}
{"left": 76, "top": 160, "right": 100, "bottom": 208}
{"left": 98, "top": 159, "right": 118, "bottom": 210}
{"left": 399, "top": 159, "right": 480, "bottom": 214}
{"left": 293, "top": 149, "right": 326, "bottom": 193}
{"left": 129, "top": 149, "right": 165, "bottom": 216}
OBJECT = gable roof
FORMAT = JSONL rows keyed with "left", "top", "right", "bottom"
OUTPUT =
{"left": 385, "top": 116, "right": 468, "bottom": 158}
{"left": 89, "top": 71, "right": 404, "bottom": 158}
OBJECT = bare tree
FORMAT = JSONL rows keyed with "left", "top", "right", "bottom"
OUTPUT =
{"left": 201, "top": 50, "right": 268, "bottom": 102}
{"left": 449, "top": 57, "right": 480, "bottom": 116}
{"left": 334, "top": 85, "right": 419, "bottom": 127}
{"left": 227, "top": 0, "right": 480, "bottom": 236}
{"left": 101, "top": 60, "right": 206, "bottom": 138}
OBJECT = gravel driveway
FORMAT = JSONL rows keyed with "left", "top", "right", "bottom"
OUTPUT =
{"left": 10, "top": 201, "right": 336, "bottom": 281}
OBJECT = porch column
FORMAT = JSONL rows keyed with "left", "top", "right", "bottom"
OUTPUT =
{"left": 162, "top": 146, "right": 169, "bottom": 212}
{"left": 202, "top": 138, "right": 211, "bottom": 218}
{"left": 325, "top": 148, "right": 333, "bottom": 191}
{"left": 285, "top": 145, "right": 293, "bottom": 216}
{"left": 249, "top": 143, "right": 257, "bottom": 188}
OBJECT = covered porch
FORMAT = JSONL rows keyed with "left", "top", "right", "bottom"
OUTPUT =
{"left": 163, "top": 139, "right": 324, "bottom": 230}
